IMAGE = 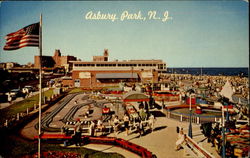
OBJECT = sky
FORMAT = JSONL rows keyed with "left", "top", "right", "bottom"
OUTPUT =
{"left": 0, "top": 0, "right": 249, "bottom": 67}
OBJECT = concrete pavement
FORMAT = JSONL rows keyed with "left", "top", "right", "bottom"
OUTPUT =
{"left": 84, "top": 114, "right": 220, "bottom": 158}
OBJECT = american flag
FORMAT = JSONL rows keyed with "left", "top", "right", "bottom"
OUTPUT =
{"left": 3, "top": 22, "right": 40, "bottom": 50}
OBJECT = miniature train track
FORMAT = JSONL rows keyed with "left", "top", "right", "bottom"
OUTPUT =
{"left": 35, "top": 93, "right": 79, "bottom": 132}
{"left": 61, "top": 100, "right": 94, "bottom": 123}
{"left": 36, "top": 93, "right": 123, "bottom": 132}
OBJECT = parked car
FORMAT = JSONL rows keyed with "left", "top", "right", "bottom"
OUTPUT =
{"left": 7, "top": 89, "right": 22, "bottom": 98}
{"left": 22, "top": 85, "right": 35, "bottom": 93}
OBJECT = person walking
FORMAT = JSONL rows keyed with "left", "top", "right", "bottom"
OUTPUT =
{"left": 7, "top": 94, "right": 12, "bottom": 104}
{"left": 97, "top": 119, "right": 104, "bottom": 135}
{"left": 139, "top": 108, "right": 147, "bottom": 121}
{"left": 123, "top": 113, "right": 130, "bottom": 136}
{"left": 175, "top": 128, "right": 185, "bottom": 150}
{"left": 73, "top": 119, "right": 82, "bottom": 146}
{"left": 138, "top": 119, "right": 144, "bottom": 137}
{"left": 148, "top": 114, "right": 155, "bottom": 132}
{"left": 113, "top": 115, "right": 120, "bottom": 136}
{"left": 90, "top": 121, "right": 96, "bottom": 136}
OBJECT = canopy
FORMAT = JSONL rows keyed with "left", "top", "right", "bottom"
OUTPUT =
{"left": 123, "top": 91, "right": 149, "bottom": 102}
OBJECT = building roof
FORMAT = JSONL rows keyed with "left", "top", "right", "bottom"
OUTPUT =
{"left": 70, "top": 60, "right": 164, "bottom": 64}
{"left": 96, "top": 73, "right": 138, "bottom": 79}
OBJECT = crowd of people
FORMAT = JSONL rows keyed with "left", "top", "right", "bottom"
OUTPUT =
{"left": 158, "top": 74, "right": 249, "bottom": 119}
{"left": 157, "top": 74, "right": 249, "bottom": 156}
{"left": 62, "top": 73, "right": 249, "bottom": 157}
{"left": 159, "top": 74, "right": 249, "bottom": 100}
{"left": 69, "top": 107, "right": 157, "bottom": 147}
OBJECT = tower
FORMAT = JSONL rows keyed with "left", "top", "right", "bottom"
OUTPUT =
{"left": 103, "top": 49, "right": 109, "bottom": 61}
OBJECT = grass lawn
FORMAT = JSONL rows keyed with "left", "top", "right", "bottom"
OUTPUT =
{"left": 0, "top": 87, "right": 125, "bottom": 158}
{"left": 0, "top": 133, "right": 124, "bottom": 158}
{"left": 0, "top": 88, "right": 54, "bottom": 124}
{"left": 68, "top": 88, "right": 84, "bottom": 94}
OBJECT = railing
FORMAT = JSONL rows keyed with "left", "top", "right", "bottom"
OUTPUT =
{"left": 166, "top": 110, "right": 222, "bottom": 124}
{"left": 184, "top": 135, "right": 215, "bottom": 158}
{"left": 1, "top": 87, "right": 70, "bottom": 129}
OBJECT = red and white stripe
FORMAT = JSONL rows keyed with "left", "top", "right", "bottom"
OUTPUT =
{"left": 4, "top": 35, "right": 39, "bottom": 50}
{"left": 3, "top": 22, "right": 39, "bottom": 51}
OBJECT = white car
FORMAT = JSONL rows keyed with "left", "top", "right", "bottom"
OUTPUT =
{"left": 22, "top": 85, "right": 34, "bottom": 93}
{"left": 5, "top": 89, "right": 21, "bottom": 98}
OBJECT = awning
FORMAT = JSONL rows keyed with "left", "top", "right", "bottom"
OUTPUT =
{"left": 123, "top": 91, "right": 149, "bottom": 102}
{"left": 96, "top": 73, "right": 138, "bottom": 79}
{"left": 61, "top": 76, "right": 72, "bottom": 80}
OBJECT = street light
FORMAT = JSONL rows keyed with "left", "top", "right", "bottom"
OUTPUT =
{"left": 162, "top": 98, "right": 164, "bottom": 112}
{"left": 188, "top": 92, "right": 194, "bottom": 138}
{"left": 221, "top": 105, "right": 226, "bottom": 158}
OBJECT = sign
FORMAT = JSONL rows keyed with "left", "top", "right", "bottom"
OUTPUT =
{"left": 141, "top": 72, "right": 153, "bottom": 78}
{"left": 79, "top": 72, "right": 91, "bottom": 79}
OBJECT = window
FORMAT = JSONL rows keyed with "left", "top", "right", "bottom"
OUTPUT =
{"left": 158, "top": 64, "right": 164, "bottom": 69}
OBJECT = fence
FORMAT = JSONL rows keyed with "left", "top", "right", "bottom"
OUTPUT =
{"left": 184, "top": 135, "right": 215, "bottom": 158}
{"left": 1, "top": 87, "right": 70, "bottom": 129}
{"left": 166, "top": 110, "right": 222, "bottom": 124}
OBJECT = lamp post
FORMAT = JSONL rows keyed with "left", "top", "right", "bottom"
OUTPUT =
{"left": 221, "top": 105, "right": 226, "bottom": 158}
{"left": 162, "top": 98, "right": 164, "bottom": 112}
{"left": 89, "top": 73, "right": 92, "bottom": 89}
{"left": 222, "top": 97, "right": 230, "bottom": 132}
{"left": 226, "top": 103, "right": 230, "bottom": 133}
{"left": 188, "top": 93, "right": 193, "bottom": 138}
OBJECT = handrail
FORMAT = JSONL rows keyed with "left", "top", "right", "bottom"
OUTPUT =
{"left": 185, "top": 135, "right": 215, "bottom": 158}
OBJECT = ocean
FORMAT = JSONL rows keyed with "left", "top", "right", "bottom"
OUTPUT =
{"left": 167, "top": 67, "right": 249, "bottom": 77}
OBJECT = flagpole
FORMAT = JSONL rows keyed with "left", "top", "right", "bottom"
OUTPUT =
{"left": 38, "top": 13, "right": 42, "bottom": 158}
